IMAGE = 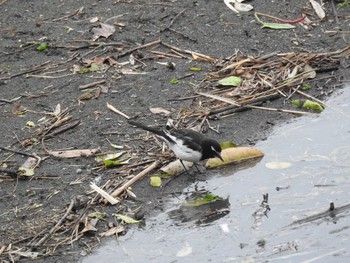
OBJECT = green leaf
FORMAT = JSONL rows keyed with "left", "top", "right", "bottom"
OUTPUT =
{"left": 254, "top": 12, "right": 295, "bottom": 30}
{"left": 79, "top": 67, "right": 90, "bottom": 74}
{"left": 96, "top": 152, "right": 129, "bottom": 168}
{"left": 95, "top": 152, "right": 126, "bottom": 162}
{"left": 220, "top": 141, "right": 237, "bottom": 150}
{"left": 337, "top": 0, "right": 350, "bottom": 7}
{"left": 292, "top": 100, "right": 324, "bottom": 112}
{"left": 202, "top": 193, "right": 221, "bottom": 202}
{"left": 102, "top": 159, "right": 129, "bottom": 168}
{"left": 170, "top": 77, "right": 179, "bottom": 84}
{"left": 302, "top": 100, "right": 324, "bottom": 112}
{"left": 37, "top": 42, "right": 48, "bottom": 51}
{"left": 18, "top": 167, "right": 34, "bottom": 176}
{"left": 90, "top": 63, "right": 100, "bottom": 72}
{"left": 18, "top": 157, "right": 38, "bottom": 176}
{"left": 64, "top": 26, "right": 74, "bottom": 33}
{"left": 114, "top": 214, "right": 140, "bottom": 224}
{"left": 150, "top": 176, "right": 162, "bottom": 187}
{"left": 218, "top": 76, "right": 242, "bottom": 87}
{"left": 183, "top": 193, "right": 222, "bottom": 207}
{"left": 302, "top": 84, "right": 311, "bottom": 90}
{"left": 26, "top": 121, "right": 36, "bottom": 127}
{"left": 291, "top": 100, "right": 303, "bottom": 108}
{"left": 188, "top": 67, "right": 202, "bottom": 71}
{"left": 88, "top": 212, "right": 108, "bottom": 219}
{"left": 260, "top": 22, "right": 295, "bottom": 29}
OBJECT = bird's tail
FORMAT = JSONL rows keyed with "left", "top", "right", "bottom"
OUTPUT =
{"left": 128, "top": 120, "right": 166, "bottom": 137}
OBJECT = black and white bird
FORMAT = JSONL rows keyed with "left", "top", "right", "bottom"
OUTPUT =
{"left": 128, "top": 120, "right": 224, "bottom": 173}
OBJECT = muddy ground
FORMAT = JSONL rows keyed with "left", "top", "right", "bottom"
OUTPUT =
{"left": 0, "top": 0, "right": 349, "bottom": 262}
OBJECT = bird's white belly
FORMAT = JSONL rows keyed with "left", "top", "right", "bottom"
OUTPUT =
{"left": 167, "top": 141, "right": 202, "bottom": 162}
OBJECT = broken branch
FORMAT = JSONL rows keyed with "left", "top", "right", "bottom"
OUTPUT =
{"left": 109, "top": 160, "right": 160, "bottom": 199}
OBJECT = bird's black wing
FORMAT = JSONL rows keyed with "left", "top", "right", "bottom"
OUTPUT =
{"left": 169, "top": 129, "right": 204, "bottom": 152}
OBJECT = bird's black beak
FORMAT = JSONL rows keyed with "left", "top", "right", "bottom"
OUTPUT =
{"left": 214, "top": 151, "right": 224, "bottom": 162}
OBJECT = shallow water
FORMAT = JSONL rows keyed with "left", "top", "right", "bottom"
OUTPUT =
{"left": 83, "top": 87, "right": 350, "bottom": 263}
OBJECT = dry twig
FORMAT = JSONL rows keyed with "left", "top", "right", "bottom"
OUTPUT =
{"left": 33, "top": 198, "right": 75, "bottom": 247}
{"left": 109, "top": 160, "right": 161, "bottom": 199}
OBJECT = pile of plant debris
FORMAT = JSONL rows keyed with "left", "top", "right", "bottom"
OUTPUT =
{"left": 1, "top": 41, "right": 348, "bottom": 261}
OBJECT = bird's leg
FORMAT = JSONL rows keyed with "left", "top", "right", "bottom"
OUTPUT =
{"left": 193, "top": 163, "right": 202, "bottom": 173}
{"left": 179, "top": 159, "right": 191, "bottom": 175}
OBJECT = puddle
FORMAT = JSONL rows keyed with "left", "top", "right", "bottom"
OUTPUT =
{"left": 82, "top": 87, "right": 350, "bottom": 263}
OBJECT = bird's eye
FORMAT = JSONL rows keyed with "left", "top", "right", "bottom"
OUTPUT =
{"left": 211, "top": 146, "right": 216, "bottom": 151}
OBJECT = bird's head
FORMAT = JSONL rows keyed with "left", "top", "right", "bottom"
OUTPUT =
{"left": 202, "top": 140, "right": 224, "bottom": 162}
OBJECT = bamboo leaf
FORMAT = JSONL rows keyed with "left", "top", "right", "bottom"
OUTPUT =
{"left": 206, "top": 147, "right": 264, "bottom": 168}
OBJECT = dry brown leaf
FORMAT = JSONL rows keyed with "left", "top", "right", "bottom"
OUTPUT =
{"left": 90, "top": 17, "right": 99, "bottom": 23}
{"left": 18, "top": 157, "right": 38, "bottom": 176}
{"left": 81, "top": 218, "right": 98, "bottom": 233}
{"left": 99, "top": 225, "right": 125, "bottom": 237}
{"left": 309, "top": 0, "right": 325, "bottom": 20}
{"left": 206, "top": 147, "right": 264, "bottom": 168}
{"left": 92, "top": 23, "right": 116, "bottom": 40}
{"left": 304, "top": 64, "right": 316, "bottom": 79}
{"left": 149, "top": 107, "right": 171, "bottom": 116}
{"left": 53, "top": 104, "right": 61, "bottom": 116}
{"left": 46, "top": 148, "right": 100, "bottom": 158}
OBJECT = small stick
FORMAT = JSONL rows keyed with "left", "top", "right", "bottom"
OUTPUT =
{"left": 246, "top": 105, "right": 311, "bottom": 115}
{"left": 168, "top": 8, "right": 186, "bottom": 28}
{"left": 90, "top": 183, "right": 119, "bottom": 205}
{"left": 26, "top": 73, "right": 76, "bottom": 79}
{"left": 33, "top": 198, "right": 75, "bottom": 247}
{"left": 197, "top": 92, "right": 240, "bottom": 106}
{"left": 0, "top": 146, "right": 38, "bottom": 158}
{"left": 161, "top": 42, "right": 216, "bottom": 62}
{"left": 0, "top": 61, "right": 51, "bottom": 80}
{"left": 47, "top": 7, "right": 84, "bottom": 22}
{"left": 0, "top": 98, "right": 12, "bottom": 103}
{"left": 116, "top": 39, "right": 161, "bottom": 58}
{"left": 209, "top": 101, "right": 269, "bottom": 117}
{"left": 0, "top": 245, "right": 5, "bottom": 256}
{"left": 44, "top": 120, "right": 80, "bottom": 139}
{"left": 150, "top": 50, "right": 183, "bottom": 59}
{"left": 168, "top": 95, "right": 199, "bottom": 101}
{"left": 123, "top": 159, "right": 156, "bottom": 169}
{"left": 107, "top": 102, "right": 130, "bottom": 119}
{"left": 109, "top": 160, "right": 160, "bottom": 198}
{"left": 79, "top": 80, "right": 106, "bottom": 90}
{"left": 294, "top": 88, "right": 324, "bottom": 105}
{"left": 198, "top": 92, "right": 311, "bottom": 115}
{"left": 170, "top": 49, "right": 190, "bottom": 59}
{"left": 48, "top": 115, "right": 73, "bottom": 131}
{"left": 330, "top": 0, "right": 340, "bottom": 24}
{"left": 0, "top": 168, "right": 18, "bottom": 177}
